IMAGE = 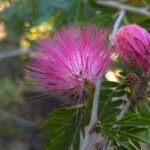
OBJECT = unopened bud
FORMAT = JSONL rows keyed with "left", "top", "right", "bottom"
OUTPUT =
{"left": 125, "top": 73, "right": 140, "bottom": 87}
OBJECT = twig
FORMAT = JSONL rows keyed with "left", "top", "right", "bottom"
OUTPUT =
{"left": 96, "top": 0, "right": 150, "bottom": 17}
{"left": 80, "top": 79, "right": 102, "bottom": 150}
{"left": 111, "top": 10, "right": 125, "bottom": 42}
{"left": 101, "top": 9, "right": 126, "bottom": 150}
{"left": 0, "top": 48, "right": 32, "bottom": 61}
{"left": 0, "top": 107, "right": 36, "bottom": 128}
{"left": 117, "top": 100, "right": 131, "bottom": 121}
{"left": 90, "top": 81, "right": 102, "bottom": 125}
{"left": 102, "top": 139, "right": 109, "bottom": 150}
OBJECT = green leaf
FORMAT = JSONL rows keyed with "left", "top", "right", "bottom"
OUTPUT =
{"left": 120, "top": 142, "right": 139, "bottom": 150}
{"left": 131, "top": 140, "right": 141, "bottom": 150}
{"left": 42, "top": 107, "right": 88, "bottom": 150}
{"left": 138, "top": 101, "right": 150, "bottom": 114}
{"left": 140, "top": 136, "right": 150, "bottom": 144}
{"left": 117, "top": 118, "right": 150, "bottom": 128}
{"left": 118, "top": 71, "right": 128, "bottom": 77}
{"left": 101, "top": 112, "right": 118, "bottom": 126}
{"left": 99, "top": 100, "right": 122, "bottom": 122}
{"left": 117, "top": 84, "right": 126, "bottom": 90}
{"left": 115, "top": 131, "right": 142, "bottom": 142}
{"left": 99, "top": 111, "right": 150, "bottom": 149}
{"left": 102, "top": 81, "right": 119, "bottom": 87}
{"left": 100, "top": 89, "right": 113, "bottom": 100}
{"left": 113, "top": 91, "right": 125, "bottom": 97}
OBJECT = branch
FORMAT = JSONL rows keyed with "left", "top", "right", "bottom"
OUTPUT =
{"left": 111, "top": 10, "right": 125, "bottom": 41}
{"left": 101, "top": 9, "right": 126, "bottom": 150}
{"left": 0, "top": 48, "right": 32, "bottom": 61}
{"left": 80, "top": 80, "right": 102, "bottom": 150}
{"left": 90, "top": 81, "right": 102, "bottom": 125}
{"left": 117, "top": 100, "right": 131, "bottom": 121}
{"left": 96, "top": 0, "right": 150, "bottom": 17}
{"left": 0, "top": 107, "right": 36, "bottom": 128}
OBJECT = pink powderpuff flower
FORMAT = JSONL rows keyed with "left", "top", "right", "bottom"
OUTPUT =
{"left": 26, "top": 24, "right": 112, "bottom": 103}
{"left": 116, "top": 24, "right": 150, "bottom": 73}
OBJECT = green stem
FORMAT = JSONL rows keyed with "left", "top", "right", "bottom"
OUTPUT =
{"left": 130, "top": 87, "right": 138, "bottom": 114}
{"left": 74, "top": 0, "right": 81, "bottom": 24}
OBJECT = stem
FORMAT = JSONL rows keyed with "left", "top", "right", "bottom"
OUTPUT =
{"left": 130, "top": 87, "right": 138, "bottom": 114}
{"left": 96, "top": 0, "right": 150, "bottom": 17}
{"left": 80, "top": 79, "right": 102, "bottom": 150}
{"left": 90, "top": 80, "right": 102, "bottom": 125}
{"left": 74, "top": 0, "right": 81, "bottom": 24}
{"left": 117, "top": 100, "right": 131, "bottom": 121}
{"left": 111, "top": 10, "right": 125, "bottom": 42}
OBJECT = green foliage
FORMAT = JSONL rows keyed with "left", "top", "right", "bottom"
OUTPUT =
{"left": 42, "top": 106, "right": 89, "bottom": 150}
{"left": 42, "top": 79, "right": 150, "bottom": 150}
{"left": 102, "top": 81, "right": 119, "bottom": 87}
{"left": 2, "top": 0, "right": 117, "bottom": 45}
{"left": 98, "top": 80, "right": 150, "bottom": 150}
{"left": 99, "top": 81, "right": 127, "bottom": 121}
{"left": 100, "top": 112, "right": 150, "bottom": 150}
{"left": 137, "top": 101, "right": 150, "bottom": 145}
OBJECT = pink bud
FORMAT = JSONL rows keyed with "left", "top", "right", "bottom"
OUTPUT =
{"left": 116, "top": 24, "right": 150, "bottom": 73}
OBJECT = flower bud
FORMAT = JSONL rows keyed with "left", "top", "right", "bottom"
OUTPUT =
{"left": 116, "top": 24, "right": 150, "bottom": 73}
{"left": 125, "top": 73, "right": 140, "bottom": 87}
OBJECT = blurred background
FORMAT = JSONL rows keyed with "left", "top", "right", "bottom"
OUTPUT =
{"left": 0, "top": 0, "right": 150, "bottom": 150}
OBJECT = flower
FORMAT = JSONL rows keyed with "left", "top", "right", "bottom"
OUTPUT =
{"left": 116, "top": 24, "right": 150, "bottom": 73}
{"left": 26, "top": 24, "right": 112, "bottom": 102}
